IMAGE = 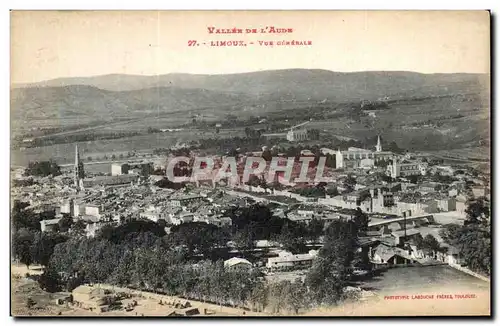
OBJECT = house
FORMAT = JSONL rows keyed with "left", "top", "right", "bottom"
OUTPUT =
{"left": 140, "top": 210, "right": 165, "bottom": 223}
{"left": 419, "top": 182, "right": 443, "bottom": 194}
{"left": 72, "top": 286, "right": 114, "bottom": 311}
{"left": 266, "top": 250, "right": 318, "bottom": 271}
{"left": 371, "top": 243, "right": 418, "bottom": 266}
{"left": 471, "top": 186, "right": 489, "bottom": 198}
{"left": 286, "top": 129, "right": 308, "bottom": 142}
{"left": 387, "top": 159, "right": 427, "bottom": 178}
{"left": 435, "top": 197, "right": 456, "bottom": 212}
{"left": 80, "top": 174, "right": 139, "bottom": 189}
{"left": 448, "top": 188, "right": 459, "bottom": 197}
{"left": 85, "top": 204, "right": 102, "bottom": 219}
{"left": 224, "top": 257, "right": 253, "bottom": 271}
{"left": 391, "top": 228, "right": 421, "bottom": 246}
{"left": 409, "top": 244, "right": 425, "bottom": 259}
{"left": 40, "top": 218, "right": 61, "bottom": 233}
{"left": 175, "top": 307, "right": 200, "bottom": 316}
{"left": 437, "top": 245, "right": 464, "bottom": 266}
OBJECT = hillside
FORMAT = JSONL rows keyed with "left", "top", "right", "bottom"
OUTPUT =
{"left": 11, "top": 85, "right": 249, "bottom": 123}
{"left": 14, "top": 69, "right": 489, "bottom": 101}
{"left": 11, "top": 69, "right": 490, "bottom": 156}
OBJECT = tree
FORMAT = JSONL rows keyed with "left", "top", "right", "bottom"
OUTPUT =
{"left": 412, "top": 233, "right": 424, "bottom": 249}
{"left": 13, "top": 228, "right": 36, "bottom": 269}
{"left": 71, "top": 220, "right": 87, "bottom": 237}
{"left": 25, "top": 298, "right": 36, "bottom": 309}
{"left": 170, "top": 222, "right": 227, "bottom": 256}
{"left": 440, "top": 223, "right": 490, "bottom": 275}
{"left": 58, "top": 215, "right": 73, "bottom": 232}
{"left": 307, "top": 219, "right": 325, "bottom": 242}
{"left": 249, "top": 281, "right": 267, "bottom": 312}
{"left": 352, "top": 208, "right": 369, "bottom": 236}
{"left": 421, "top": 234, "right": 440, "bottom": 258}
{"left": 87, "top": 156, "right": 93, "bottom": 162}
{"left": 465, "top": 197, "right": 490, "bottom": 226}
{"left": 284, "top": 279, "right": 308, "bottom": 314}
{"left": 326, "top": 187, "right": 339, "bottom": 197}
{"left": 12, "top": 202, "right": 40, "bottom": 231}
{"left": 276, "top": 222, "right": 307, "bottom": 253}
{"left": 38, "top": 267, "right": 62, "bottom": 293}
{"left": 232, "top": 227, "right": 255, "bottom": 255}
{"left": 31, "top": 232, "right": 69, "bottom": 266}
{"left": 24, "top": 161, "right": 61, "bottom": 177}
{"left": 407, "top": 175, "right": 422, "bottom": 184}
{"left": 306, "top": 220, "right": 358, "bottom": 305}
{"left": 343, "top": 174, "right": 357, "bottom": 193}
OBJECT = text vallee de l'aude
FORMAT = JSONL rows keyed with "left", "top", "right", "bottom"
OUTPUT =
{"left": 165, "top": 156, "right": 334, "bottom": 184}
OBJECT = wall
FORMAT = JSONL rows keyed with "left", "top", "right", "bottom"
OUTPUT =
{"left": 85, "top": 205, "right": 101, "bottom": 217}
{"left": 448, "top": 263, "right": 490, "bottom": 283}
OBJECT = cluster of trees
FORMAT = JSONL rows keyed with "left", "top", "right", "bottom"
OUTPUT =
{"left": 12, "top": 195, "right": 371, "bottom": 313}
{"left": 41, "top": 209, "right": 368, "bottom": 313}
{"left": 440, "top": 197, "right": 491, "bottom": 276}
{"left": 197, "top": 136, "right": 281, "bottom": 154}
{"left": 342, "top": 174, "right": 357, "bottom": 193}
{"left": 360, "top": 101, "right": 391, "bottom": 111}
{"left": 431, "top": 172, "right": 458, "bottom": 184}
{"left": 46, "top": 230, "right": 311, "bottom": 314}
{"left": 244, "top": 127, "right": 265, "bottom": 139}
{"left": 26, "top": 131, "right": 141, "bottom": 148}
{"left": 409, "top": 114, "right": 465, "bottom": 127}
{"left": 228, "top": 204, "right": 317, "bottom": 253}
{"left": 412, "top": 234, "right": 443, "bottom": 258}
{"left": 306, "top": 214, "right": 368, "bottom": 305}
{"left": 24, "top": 161, "right": 61, "bottom": 177}
{"left": 12, "top": 201, "right": 71, "bottom": 269}
{"left": 291, "top": 184, "right": 339, "bottom": 198}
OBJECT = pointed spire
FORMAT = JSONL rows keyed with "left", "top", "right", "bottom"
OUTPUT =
{"left": 375, "top": 135, "right": 382, "bottom": 152}
{"left": 75, "top": 144, "right": 80, "bottom": 165}
{"left": 74, "top": 144, "right": 84, "bottom": 191}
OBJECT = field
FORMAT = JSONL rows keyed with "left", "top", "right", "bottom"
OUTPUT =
{"left": 10, "top": 70, "right": 490, "bottom": 169}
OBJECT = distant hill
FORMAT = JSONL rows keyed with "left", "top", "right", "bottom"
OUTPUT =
{"left": 14, "top": 69, "right": 489, "bottom": 101}
{"left": 11, "top": 85, "right": 249, "bottom": 122}
{"left": 11, "top": 69, "right": 490, "bottom": 137}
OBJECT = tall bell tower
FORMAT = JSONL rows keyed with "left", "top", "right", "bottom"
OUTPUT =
{"left": 74, "top": 145, "right": 85, "bottom": 190}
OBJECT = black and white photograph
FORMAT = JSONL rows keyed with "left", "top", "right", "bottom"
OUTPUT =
{"left": 9, "top": 10, "right": 491, "bottom": 317}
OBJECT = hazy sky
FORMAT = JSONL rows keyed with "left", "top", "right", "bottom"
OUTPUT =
{"left": 11, "top": 10, "right": 490, "bottom": 83}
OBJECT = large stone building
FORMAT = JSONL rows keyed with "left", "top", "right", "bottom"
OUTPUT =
{"left": 335, "top": 137, "right": 393, "bottom": 169}
{"left": 111, "top": 163, "right": 130, "bottom": 176}
{"left": 286, "top": 128, "right": 308, "bottom": 142}
{"left": 80, "top": 174, "right": 139, "bottom": 190}
{"left": 387, "top": 159, "right": 428, "bottom": 178}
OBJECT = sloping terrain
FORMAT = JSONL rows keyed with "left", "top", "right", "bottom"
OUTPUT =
{"left": 14, "top": 69, "right": 489, "bottom": 100}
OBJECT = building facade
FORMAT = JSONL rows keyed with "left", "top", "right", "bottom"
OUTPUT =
{"left": 286, "top": 129, "right": 308, "bottom": 142}
{"left": 387, "top": 159, "right": 427, "bottom": 178}
{"left": 111, "top": 163, "right": 130, "bottom": 176}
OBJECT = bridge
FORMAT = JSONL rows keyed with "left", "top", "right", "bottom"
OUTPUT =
{"left": 368, "top": 214, "right": 435, "bottom": 230}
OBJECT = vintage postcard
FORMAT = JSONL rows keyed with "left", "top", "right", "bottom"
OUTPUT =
{"left": 10, "top": 10, "right": 491, "bottom": 317}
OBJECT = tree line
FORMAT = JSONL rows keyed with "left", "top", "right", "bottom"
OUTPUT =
{"left": 439, "top": 196, "right": 491, "bottom": 276}
{"left": 12, "top": 199, "right": 371, "bottom": 314}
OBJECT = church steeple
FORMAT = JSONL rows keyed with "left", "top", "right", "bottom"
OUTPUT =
{"left": 74, "top": 145, "right": 84, "bottom": 190}
{"left": 375, "top": 135, "right": 382, "bottom": 152}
